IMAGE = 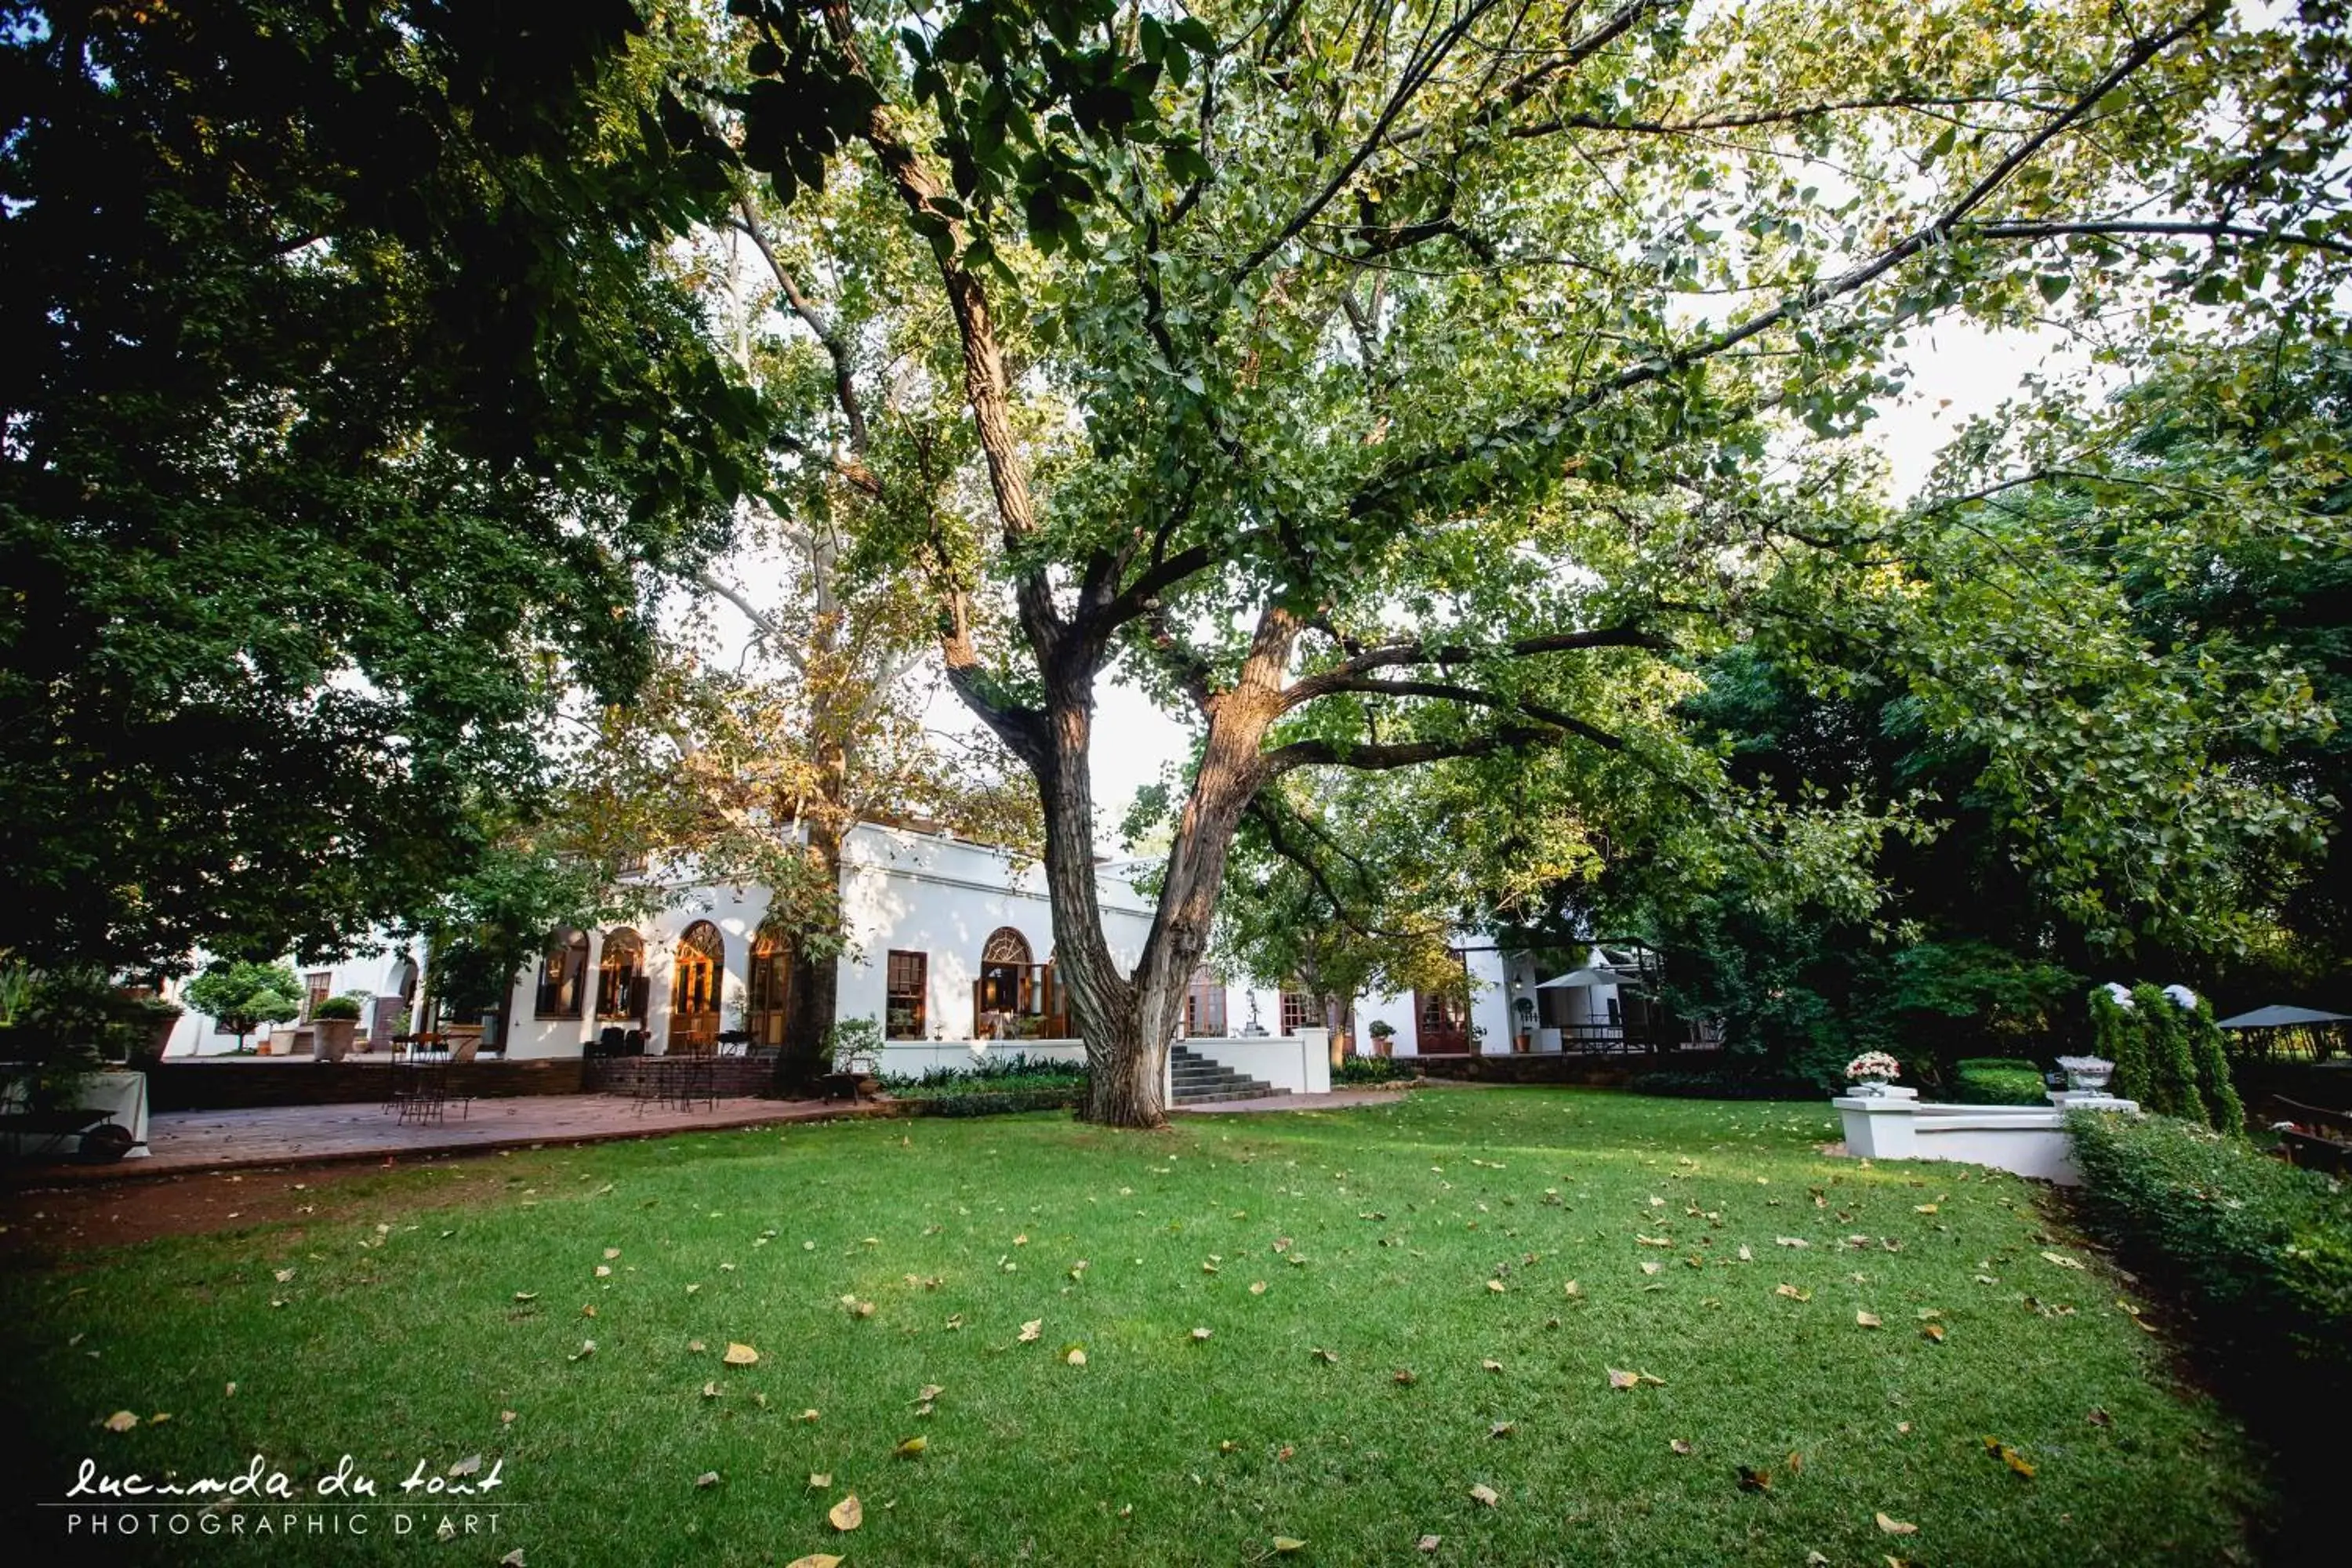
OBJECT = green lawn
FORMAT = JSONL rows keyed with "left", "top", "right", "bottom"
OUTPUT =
{"left": 2, "top": 1088, "right": 2266, "bottom": 1566}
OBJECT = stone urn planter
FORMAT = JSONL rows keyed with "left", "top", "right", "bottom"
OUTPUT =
{"left": 313, "top": 1018, "right": 358, "bottom": 1062}
{"left": 2057, "top": 1055, "right": 2114, "bottom": 1095}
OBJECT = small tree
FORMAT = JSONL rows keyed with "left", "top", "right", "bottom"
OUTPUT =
{"left": 2089, "top": 986, "right": 2148, "bottom": 1105}
{"left": 182, "top": 962, "right": 302, "bottom": 1052}
{"left": 2130, "top": 983, "right": 2206, "bottom": 1123}
{"left": 2183, "top": 997, "right": 2247, "bottom": 1135}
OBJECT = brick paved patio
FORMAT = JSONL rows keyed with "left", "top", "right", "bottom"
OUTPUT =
{"left": 23, "top": 1092, "right": 890, "bottom": 1181}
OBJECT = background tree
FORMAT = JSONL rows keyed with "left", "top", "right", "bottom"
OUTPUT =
{"left": 180, "top": 962, "right": 303, "bottom": 1053}
{"left": 1, "top": 0, "right": 763, "bottom": 974}
{"left": 707, "top": 0, "right": 2350, "bottom": 1125}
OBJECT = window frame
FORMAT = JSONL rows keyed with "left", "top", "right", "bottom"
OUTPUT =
{"left": 884, "top": 950, "right": 928, "bottom": 1040}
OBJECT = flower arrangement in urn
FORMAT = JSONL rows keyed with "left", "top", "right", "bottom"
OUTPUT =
{"left": 1843, "top": 1051, "right": 1904, "bottom": 1096}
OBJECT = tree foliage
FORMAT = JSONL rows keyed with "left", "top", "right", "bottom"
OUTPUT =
{"left": 181, "top": 960, "right": 303, "bottom": 1050}
{"left": 695, "top": 1, "right": 2347, "bottom": 1123}
{"left": 0, "top": 0, "right": 764, "bottom": 972}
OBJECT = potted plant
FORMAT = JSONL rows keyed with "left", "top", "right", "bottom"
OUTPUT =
{"left": 310, "top": 993, "right": 363, "bottom": 1061}
{"left": 1512, "top": 996, "right": 1537, "bottom": 1052}
{"left": 818, "top": 1016, "right": 883, "bottom": 1102}
{"left": 1843, "top": 1050, "right": 1904, "bottom": 1098}
{"left": 1367, "top": 1019, "right": 1395, "bottom": 1058}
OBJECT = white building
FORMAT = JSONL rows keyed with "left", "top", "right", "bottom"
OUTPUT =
{"left": 159, "top": 822, "right": 1705, "bottom": 1091}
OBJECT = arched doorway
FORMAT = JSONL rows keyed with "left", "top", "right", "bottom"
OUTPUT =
{"left": 668, "top": 921, "right": 724, "bottom": 1055}
{"left": 748, "top": 924, "right": 792, "bottom": 1049}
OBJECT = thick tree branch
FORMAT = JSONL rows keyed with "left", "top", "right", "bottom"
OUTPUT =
{"left": 1965, "top": 216, "right": 2352, "bottom": 261}
{"left": 1283, "top": 626, "right": 1672, "bottom": 707}
{"left": 1257, "top": 724, "right": 1562, "bottom": 778}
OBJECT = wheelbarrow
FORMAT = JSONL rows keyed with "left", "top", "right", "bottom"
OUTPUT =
{"left": 0, "top": 1104, "right": 140, "bottom": 1163}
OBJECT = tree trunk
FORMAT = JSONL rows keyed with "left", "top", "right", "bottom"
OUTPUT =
{"left": 1043, "top": 626, "right": 1294, "bottom": 1129}
{"left": 775, "top": 754, "right": 846, "bottom": 1095}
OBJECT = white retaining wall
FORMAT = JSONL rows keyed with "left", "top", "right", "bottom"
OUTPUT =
{"left": 1835, "top": 1092, "right": 2138, "bottom": 1185}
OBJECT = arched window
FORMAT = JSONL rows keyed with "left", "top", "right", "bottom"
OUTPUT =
{"left": 669, "top": 920, "right": 725, "bottom": 1054}
{"left": 535, "top": 929, "right": 589, "bottom": 1019}
{"left": 1184, "top": 965, "right": 1226, "bottom": 1037}
{"left": 596, "top": 929, "right": 647, "bottom": 1022}
{"left": 975, "top": 927, "right": 1046, "bottom": 1036}
{"left": 749, "top": 925, "right": 792, "bottom": 1048}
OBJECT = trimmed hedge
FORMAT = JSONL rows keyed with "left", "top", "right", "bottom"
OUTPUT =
{"left": 2068, "top": 1109, "right": 2352, "bottom": 1401}
{"left": 1334, "top": 1056, "right": 1416, "bottom": 1087}
{"left": 878, "top": 1053, "right": 1086, "bottom": 1116}
{"left": 1950, "top": 1057, "right": 2047, "bottom": 1105}
{"left": 1628, "top": 1069, "right": 1815, "bottom": 1101}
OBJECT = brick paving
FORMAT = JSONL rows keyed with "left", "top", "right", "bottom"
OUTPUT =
{"left": 23, "top": 1092, "right": 891, "bottom": 1182}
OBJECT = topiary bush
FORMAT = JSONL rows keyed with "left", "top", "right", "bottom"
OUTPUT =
{"left": 310, "top": 994, "right": 363, "bottom": 1022}
{"left": 2183, "top": 998, "right": 2246, "bottom": 1134}
{"left": 2131, "top": 983, "right": 2206, "bottom": 1123}
{"left": 1949, "top": 1057, "right": 2047, "bottom": 1105}
{"left": 2090, "top": 985, "right": 2148, "bottom": 1104}
{"left": 2068, "top": 1109, "right": 2352, "bottom": 1406}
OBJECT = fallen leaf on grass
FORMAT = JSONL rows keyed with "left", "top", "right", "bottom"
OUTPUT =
{"left": 896, "top": 1436, "right": 927, "bottom": 1458}
{"left": 448, "top": 1454, "right": 482, "bottom": 1477}
{"left": 1191, "top": 1327, "right": 1213, "bottom": 1341}
{"left": 1486, "top": 1279, "right": 1506, "bottom": 1293}
{"left": 722, "top": 1343, "right": 759, "bottom": 1367}
{"left": 1066, "top": 1347, "right": 1087, "bottom": 1366}
{"left": 797, "top": 1409, "right": 821, "bottom": 1423}
{"left": 916, "top": 1383, "right": 944, "bottom": 1402}
{"left": 1922, "top": 1323, "right": 1947, "bottom": 1343}
{"left": 1670, "top": 1439, "right": 1693, "bottom": 1456}
{"left": 1272, "top": 1537, "right": 1307, "bottom": 1554}
{"left": 1876, "top": 1512, "right": 1918, "bottom": 1535}
{"left": 1018, "top": 1319, "right": 1043, "bottom": 1343}
{"left": 1310, "top": 1348, "right": 1339, "bottom": 1365}
{"left": 808, "top": 1473, "right": 831, "bottom": 1490}
{"left": 1857, "top": 1311, "right": 1882, "bottom": 1328}
{"left": 1984, "top": 1436, "right": 2035, "bottom": 1478}
{"left": 1915, "top": 1203, "right": 1939, "bottom": 1214}
{"left": 512, "top": 1291, "right": 538, "bottom": 1303}
{"left": 1393, "top": 1369, "right": 1417, "bottom": 1385}
{"left": 784, "top": 1557, "right": 843, "bottom": 1568}
{"left": 702, "top": 1381, "right": 720, "bottom": 1399}
{"left": 594, "top": 1265, "right": 612, "bottom": 1279}
{"left": 500, "top": 1551, "right": 527, "bottom": 1567}
{"left": 568, "top": 1340, "right": 597, "bottom": 1361}
{"left": 2039, "top": 1250, "right": 2085, "bottom": 1270}
{"left": 2086, "top": 1407, "right": 2112, "bottom": 1428}
{"left": 1735, "top": 1245, "right": 1753, "bottom": 1262}
{"left": 1639, "top": 1261, "right": 1662, "bottom": 1276}
{"left": 1775, "top": 1284, "right": 1812, "bottom": 1301}
{"left": 1481, "top": 1359, "right": 1503, "bottom": 1373}
{"left": 103, "top": 1411, "right": 138, "bottom": 1432}
{"left": 500, "top": 1410, "right": 516, "bottom": 1424}
{"left": 1777, "top": 1237, "right": 1810, "bottom": 1249}
{"left": 1417, "top": 1534, "right": 1443, "bottom": 1552}
{"left": 603, "top": 1247, "right": 619, "bottom": 1260}
{"left": 1563, "top": 1279, "right": 1582, "bottom": 1298}
{"left": 829, "top": 1494, "right": 862, "bottom": 1531}
{"left": 1607, "top": 1369, "right": 1639, "bottom": 1390}
{"left": 1250, "top": 1281, "right": 1267, "bottom": 1295}
{"left": 274, "top": 1268, "right": 295, "bottom": 1283}
{"left": 1737, "top": 1465, "right": 1772, "bottom": 1493}
{"left": 695, "top": 1472, "right": 721, "bottom": 1490}
{"left": 1468, "top": 1483, "right": 1499, "bottom": 1507}
{"left": 1489, "top": 1422, "right": 1514, "bottom": 1439}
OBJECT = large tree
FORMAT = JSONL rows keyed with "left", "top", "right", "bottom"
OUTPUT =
{"left": 0, "top": 1, "right": 763, "bottom": 973}
{"left": 711, "top": 0, "right": 2351, "bottom": 1125}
